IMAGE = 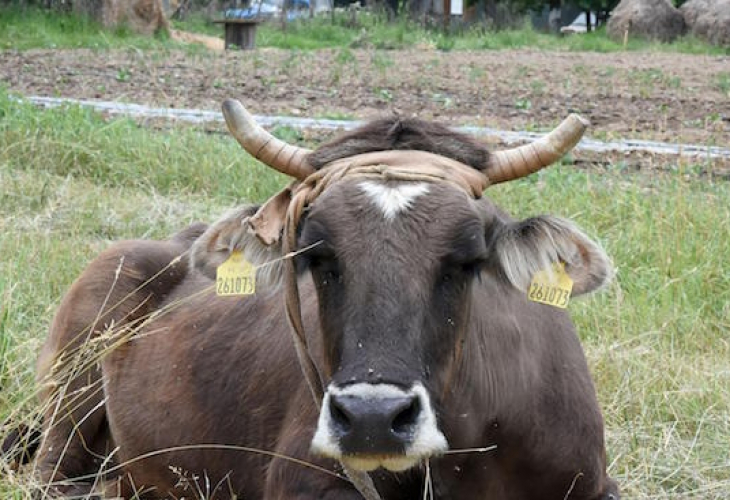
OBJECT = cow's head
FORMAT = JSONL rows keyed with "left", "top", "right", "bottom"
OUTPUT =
{"left": 218, "top": 100, "right": 612, "bottom": 472}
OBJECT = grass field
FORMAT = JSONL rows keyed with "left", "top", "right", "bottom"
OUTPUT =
{"left": 1, "top": 5, "right": 728, "bottom": 55}
{"left": 1, "top": 71, "right": 729, "bottom": 499}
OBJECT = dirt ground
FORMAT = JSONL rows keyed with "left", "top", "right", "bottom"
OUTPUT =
{"left": 1, "top": 47, "right": 728, "bottom": 149}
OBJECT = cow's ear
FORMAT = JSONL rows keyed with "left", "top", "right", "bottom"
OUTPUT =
{"left": 189, "top": 204, "right": 285, "bottom": 288}
{"left": 490, "top": 216, "right": 613, "bottom": 297}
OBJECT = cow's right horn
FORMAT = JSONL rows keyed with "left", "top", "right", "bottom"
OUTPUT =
{"left": 485, "top": 114, "right": 589, "bottom": 185}
{"left": 222, "top": 99, "right": 315, "bottom": 180}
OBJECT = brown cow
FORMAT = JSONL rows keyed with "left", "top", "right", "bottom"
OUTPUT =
{"left": 31, "top": 100, "right": 619, "bottom": 499}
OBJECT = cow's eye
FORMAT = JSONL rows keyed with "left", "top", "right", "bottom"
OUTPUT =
{"left": 447, "top": 228, "right": 488, "bottom": 279}
{"left": 322, "top": 267, "right": 342, "bottom": 285}
{"left": 461, "top": 258, "right": 485, "bottom": 277}
{"left": 308, "top": 254, "right": 342, "bottom": 285}
{"left": 440, "top": 258, "right": 484, "bottom": 286}
{"left": 439, "top": 266, "right": 460, "bottom": 285}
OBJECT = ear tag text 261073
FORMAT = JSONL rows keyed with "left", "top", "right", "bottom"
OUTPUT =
{"left": 216, "top": 251, "right": 256, "bottom": 297}
{"left": 528, "top": 262, "right": 573, "bottom": 309}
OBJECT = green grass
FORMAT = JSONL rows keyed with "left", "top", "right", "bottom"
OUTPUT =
{"left": 254, "top": 17, "right": 730, "bottom": 54}
{"left": 717, "top": 72, "right": 730, "bottom": 97}
{"left": 1, "top": 87, "right": 730, "bottom": 498}
{"left": 0, "top": 91, "right": 287, "bottom": 201}
{"left": 1, "top": 6, "right": 728, "bottom": 55}
{"left": 0, "top": 6, "right": 177, "bottom": 50}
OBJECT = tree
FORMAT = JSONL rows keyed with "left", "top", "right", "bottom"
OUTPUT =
{"left": 573, "top": 0, "right": 619, "bottom": 29}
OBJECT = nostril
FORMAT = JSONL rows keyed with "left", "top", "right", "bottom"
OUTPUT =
{"left": 329, "top": 397, "right": 352, "bottom": 434}
{"left": 391, "top": 397, "right": 420, "bottom": 436}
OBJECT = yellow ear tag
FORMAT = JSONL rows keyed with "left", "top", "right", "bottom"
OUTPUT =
{"left": 216, "top": 251, "right": 256, "bottom": 297}
{"left": 528, "top": 262, "right": 573, "bottom": 309}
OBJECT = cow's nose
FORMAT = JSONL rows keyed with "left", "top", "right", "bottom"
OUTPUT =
{"left": 328, "top": 392, "right": 421, "bottom": 454}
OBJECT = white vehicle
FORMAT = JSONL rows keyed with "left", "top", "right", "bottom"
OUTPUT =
{"left": 560, "top": 11, "right": 598, "bottom": 34}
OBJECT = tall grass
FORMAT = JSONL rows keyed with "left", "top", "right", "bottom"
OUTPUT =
{"left": 0, "top": 6, "right": 176, "bottom": 50}
{"left": 1, "top": 5, "right": 727, "bottom": 55}
{"left": 1, "top": 88, "right": 729, "bottom": 498}
{"left": 204, "top": 14, "right": 730, "bottom": 54}
{"left": 0, "top": 91, "right": 287, "bottom": 201}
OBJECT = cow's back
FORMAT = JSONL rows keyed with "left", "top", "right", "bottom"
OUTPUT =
{"left": 38, "top": 223, "right": 207, "bottom": 383}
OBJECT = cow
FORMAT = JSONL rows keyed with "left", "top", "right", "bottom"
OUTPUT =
{"left": 29, "top": 99, "right": 620, "bottom": 500}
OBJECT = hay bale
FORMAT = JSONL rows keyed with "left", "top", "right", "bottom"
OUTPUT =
{"left": 680, "top": 0, "right": 730, "bottom": 46}
{"left": 607, "top": 0, "right": 686, "bottom": 43}
{"left": 74, "top": 0, "right": 170, "bottom": 36}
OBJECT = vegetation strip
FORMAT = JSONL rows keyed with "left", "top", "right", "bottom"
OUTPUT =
{"left": 24, "top": 95, "right": 730, "bottom": 160}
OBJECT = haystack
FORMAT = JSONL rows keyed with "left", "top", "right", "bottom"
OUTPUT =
{"left": 606, "top": 0, "right": 685, "bottom": 43}
{"left": 74, "top": 0, "right": 170, "bottom": 36}
{"left": 680, "top": 0, "right": 730, "bottom": 46}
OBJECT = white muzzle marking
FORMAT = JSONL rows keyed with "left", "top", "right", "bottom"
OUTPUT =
{"left": 310, "top": 382, "right": 448, "bottom": 472}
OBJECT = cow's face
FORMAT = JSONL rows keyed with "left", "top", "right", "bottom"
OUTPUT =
{"left": 297, "top": 175, "right": 612, "bottom": 472}
{"left": 300, "top": 178, "right": 488, "bottom": 471}
{"left": 211, "top": 100, "right": 609, "bottom": 474}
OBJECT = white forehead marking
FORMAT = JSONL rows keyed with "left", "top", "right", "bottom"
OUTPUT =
{"left": 359, "top": 181, "right": 430, "bottom": 220}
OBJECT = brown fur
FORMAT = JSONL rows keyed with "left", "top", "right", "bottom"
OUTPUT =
{"left": 31, "top": 119, "right": 618, "bottom": 500}
{"left": 307, "top": 117, "right": 491, "bottom": 171}
{"left": 34, "top": 223, "right": 205, "bottom": 493}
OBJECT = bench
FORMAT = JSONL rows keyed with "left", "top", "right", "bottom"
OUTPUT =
{"left": 212, "top": 18, "right": 262, "bottom": 50}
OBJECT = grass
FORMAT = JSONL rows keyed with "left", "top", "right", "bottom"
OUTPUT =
{"left": 1, "top": 85, "right": 730, "bottom": 497}
{"left": 0, "top": 91, "right": 287, "bottom": 201}
{"left": 238, "top": 15, "right": 730, "bottom": 54}
{"left": 0, "top": 6, "right": 177, "bottom": 51}
{"left": 1, "top": 6, "right": 728, "bottom": 55}
{"left": 717, "top": 72, "right": 730, "bottom": 97}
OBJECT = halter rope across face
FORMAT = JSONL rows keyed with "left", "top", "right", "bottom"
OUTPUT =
{"left": 220, "top": 98, "right": 590, "bottom": 500}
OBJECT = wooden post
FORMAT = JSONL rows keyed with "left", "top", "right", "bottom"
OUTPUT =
{"left": 443, "top": 0, "right": 451, "bottom": 32}
{"left": 213, "top": 19, "right": 261, "bottom": 50}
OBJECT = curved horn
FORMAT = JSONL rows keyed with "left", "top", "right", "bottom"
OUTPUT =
{"left": 486, "top": 114, "right": 589, "bottom": 185}
{"left": 222, "top": 99, "right": 315, "bottom": 180}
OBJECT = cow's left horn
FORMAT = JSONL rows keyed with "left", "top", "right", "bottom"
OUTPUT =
{"left": 485, "top": 114, "right": 589, "bottom": 184}
{"left": 222, "top": 99, "right": 315, "bottom": 180}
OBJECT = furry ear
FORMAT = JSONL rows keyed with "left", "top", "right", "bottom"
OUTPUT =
{"left": 189, "top": 205, "right": 285, "bottom": 289}
{"left": 492, "top": 216, "right": 613, "bottom": 297}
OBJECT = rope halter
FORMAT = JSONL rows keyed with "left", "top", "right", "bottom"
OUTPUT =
{"left": 219, "top": 98, "right": 590, "bottom": 500}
